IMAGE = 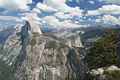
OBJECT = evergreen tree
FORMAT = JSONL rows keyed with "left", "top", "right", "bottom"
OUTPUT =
{"left": 84, "top": 29, "right": 120, "bottom": 68}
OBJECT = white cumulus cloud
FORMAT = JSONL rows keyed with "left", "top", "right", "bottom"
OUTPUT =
{"left": 36, "top": 0, "right": 83, "bottom": 17}
{"left": 54, "top": 12, "right": 71, "bottom": 19}
{"left": 101, "top": 15, "right": 120, "bottom": 25}
{"left": 43, "top": 16, "right": 81, "bottom": 28}
{"left": 87, "top": 4, "right": 120, "bottom": 16}
{"left": 36, "top": 2, "right": 57, "bottom": 12}
{"left": 32, "top": 8, "right": 41, "bottom": 13}
{"left": 20, "top": 12, "right": 41, "bottom": 24}
{"left": 0, "top": 0, "right": 32, "bottom": 10}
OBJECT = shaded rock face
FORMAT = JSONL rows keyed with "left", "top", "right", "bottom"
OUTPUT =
{"left": 0, "top": 21, "right": 86, "bottom": 80}
{"left": 21, "top": 21, "right": 42, "bottom": 35}
{"left": 21, "top": 21, "right": 31, "bottom": 36}
{"left": 67, "top": 49, "right": 87, "bottom": 80}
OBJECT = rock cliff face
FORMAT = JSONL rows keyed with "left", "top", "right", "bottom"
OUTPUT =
{"left": 22, "top": 21, "right": 42, "bottom": 34}
{"left": 53, "top": 30, "right": 83, "bottom": 48}
{"left": 0, "top": 21, "right": 86, "bottom": 80}
{"left": 69, "top": 35, "right": 83, "bottom": 47}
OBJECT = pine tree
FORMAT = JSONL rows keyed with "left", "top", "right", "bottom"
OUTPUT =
{"left": 84, "top": 29, "right": 120, "bottom": 68}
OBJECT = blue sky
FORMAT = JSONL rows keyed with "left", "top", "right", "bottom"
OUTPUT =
{"left": 0, "top": 0, "right": 120, "bottom": 28}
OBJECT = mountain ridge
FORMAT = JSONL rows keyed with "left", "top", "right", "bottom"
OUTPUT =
{"left": 0, "top": 21, "right": 87, "bottom": 80}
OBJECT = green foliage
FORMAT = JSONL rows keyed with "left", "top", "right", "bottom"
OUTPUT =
{"left": 104, "top": 70, "right": 120, "bottom": 80}
{"left": 84, "top": 29, "right": 120, "bottom": 68}
{"left": 78, "top": 47, "right": 87, "bottom": 59}
{"left": 0, "top": 59, "right": 13, "bottom": 80}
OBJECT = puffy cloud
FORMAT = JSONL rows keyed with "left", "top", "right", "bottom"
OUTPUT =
{"left": 43, "top": 16, "right": 60, "bottom": 26}
{"left": 43, "top": 16, "right": 81, "bottom": 28}
{"left": 87, "top": 10, "right": 99, "bottom": 16}
{"left": 36, "top": 2, "right": 57, "bottom": 12}
{"left": 0, "top": 0, "right": 32, "bottom": 10}
{"left": 0, "top": 0, "right": 82, "bottom": 28}
{"left": 32, "top": 8, "right": 41, "bottom": 13}
{"left": 54, "top": 12, "right": 71, "bottom": 19}
{"left": 101, "top": 15, "right": 120, "bottom": 25}
{"left": 33, "top": 0, "right": 83, "bottom": 28}
{"left": 59, "top": 20, "right": 81, "bottom": 28}
{"left": 43, "top": 0, "right": 66, "bottom": 8}
{"left": 20, "top": 13, "right": 41, "bottom": 24}
{"left": 87, "top": 4, "right": 120, "bottom": 16}
{"left": 36, "top": 0, "right": 83, "bottom": 17}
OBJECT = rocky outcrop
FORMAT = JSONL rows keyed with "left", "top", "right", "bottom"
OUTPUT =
{"left": 21, "top": 21, "right": 42, "bottom": 35}
{"left": 0, "top": 21, "right": 86, "bottom": 80}
{"left": 53, "top": 30, "right": 83, "bottom": 48}
{"left": 86, "top": 65, "right": 120, "bottom": 80}
{"left": 69, "top": 35, "right": 83, "bottom": 47}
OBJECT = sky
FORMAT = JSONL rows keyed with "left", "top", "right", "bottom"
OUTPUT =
{"left": 0, "top": 0, "right": 120, "bottom": 28}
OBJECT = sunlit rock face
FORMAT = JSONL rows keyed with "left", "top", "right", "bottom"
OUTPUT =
{"left": 54, "top": 30, "right": 83, "bottom": 48}
{"left": 23, "top": 21, "right": 42, "bottom": 34}
{"left": 29, "top": 20, "right": 42, "bottom": 34}
{"left": 86, "top": 65, "right": 120, "bottom": 80}
{"left": 70, "top": 35, "right": 83, "bottom": 47}
{"left": 0, "top": 21, "right": 87, "bottom": 80}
